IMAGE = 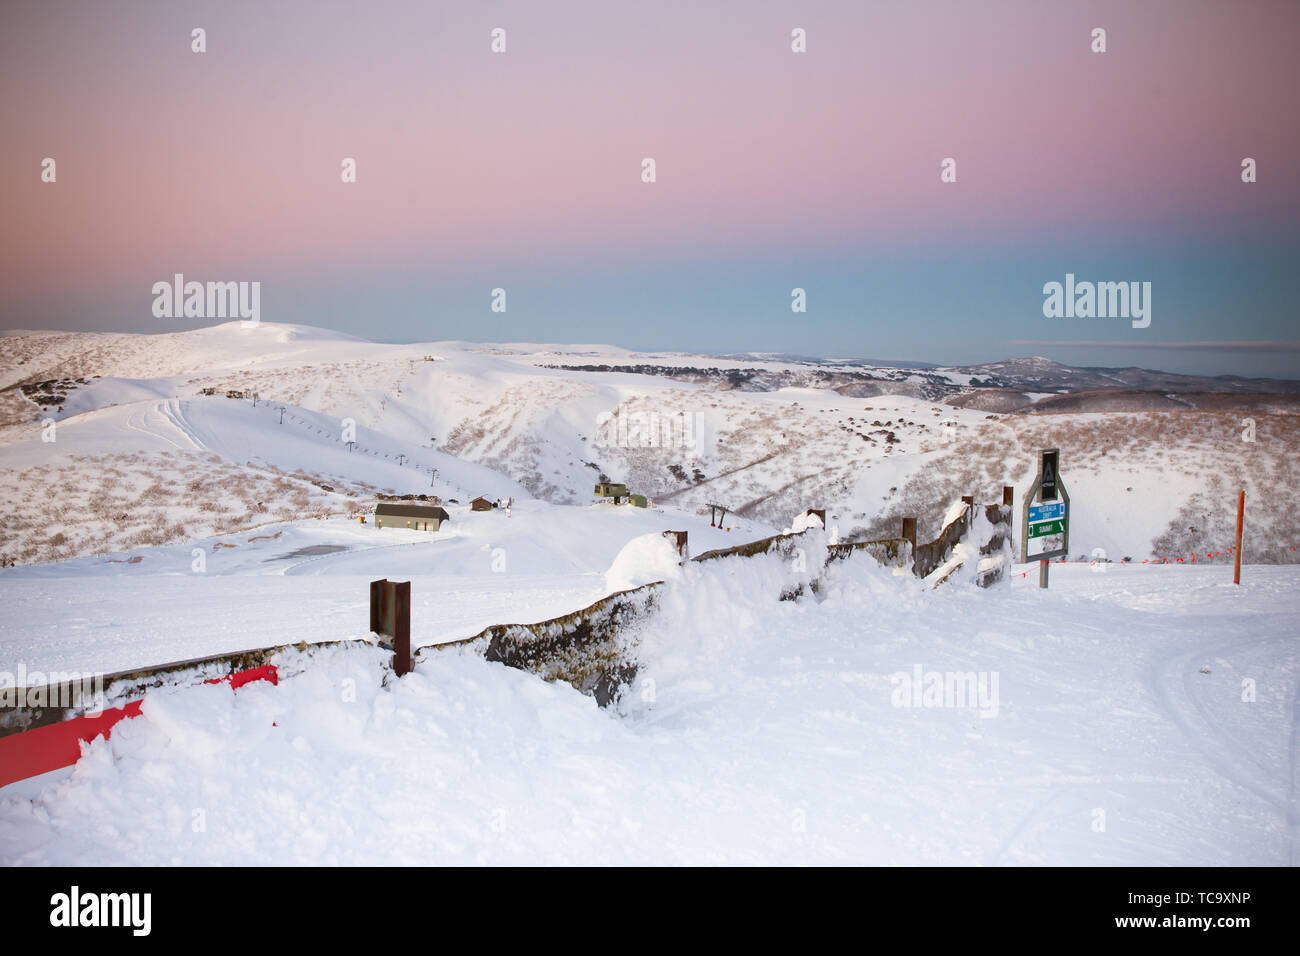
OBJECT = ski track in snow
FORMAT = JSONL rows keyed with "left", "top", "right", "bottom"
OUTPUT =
{"left": 1146, "top": 635, "right": 1287, "bottom": 811}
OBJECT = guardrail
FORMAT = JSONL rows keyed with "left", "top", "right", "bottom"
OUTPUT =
{"left": 1, "top": 497, "right": 1015, "bottom": 789}
{"left": 0, "top": 640, "right": 359, "bottom": 788}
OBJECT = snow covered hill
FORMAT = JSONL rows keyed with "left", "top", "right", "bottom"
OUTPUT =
{"left": 1, "top": 321, "right": 1297, "bottom": 567}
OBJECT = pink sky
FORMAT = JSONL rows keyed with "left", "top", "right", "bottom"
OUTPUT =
{"left": 2, "top": 1, "right": 1297, "bottom": 375}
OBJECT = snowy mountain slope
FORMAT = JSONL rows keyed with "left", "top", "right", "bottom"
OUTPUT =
{"left": 0, "top": 322, "right": 365, "bottom": 387}
{"left": 1, "top": 322, "right": 1296, "bottom": 566}
{"left": 0, "top": 393, "right": 531, "bottom": 565}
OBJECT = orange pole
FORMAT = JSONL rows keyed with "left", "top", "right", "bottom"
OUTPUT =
{"left": 1233, "top": 490, "right": 1245, "bottom": 585}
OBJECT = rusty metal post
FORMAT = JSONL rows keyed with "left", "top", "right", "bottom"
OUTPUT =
{"left": 901, "top": 517, "right": 917, "bottom": 550}
{"left": 393, "top": 581, "right": 411, "bottom": 676}
{"left": 370, "top": 578, "right": 411, "bottom": 675}
{"left": 1234, "top": 490, "right": 1245, "bottom": 585}
{"left": 1003, "top": 486, "right": 1014, "bottom": 506}
{"left": 663, "top": 530, "right": 688, "bottom": 560}
{"left": 369, "top": 578, "right": 388, "bottom": 635}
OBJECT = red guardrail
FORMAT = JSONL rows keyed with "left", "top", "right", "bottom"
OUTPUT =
{"left": 0, "top": 664, "right": 278, "bottom": 789}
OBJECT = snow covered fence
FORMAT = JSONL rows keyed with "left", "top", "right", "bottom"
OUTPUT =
{"left": 826, "top": 535, "right": 911, "bottom": 569}
{"left": 699, "top": 498, "right": 1013, "bottom": 588}
{"left": 0, "top": 502, "right": 1015, "bottom": 788}
{"left": 416, "top": 584, "right": 663, "bottom": 708}
{"left": 415, "top": 524, "right": 864, "bottom": 708}
{"left": 0, "top": 640, "right": 355, "bottom": 788}
{"left": 913, "top": 501, "right": 1014, "bottom": 587}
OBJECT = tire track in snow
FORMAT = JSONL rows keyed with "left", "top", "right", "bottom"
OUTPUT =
{"left": 1144, "top": 633, "right": 1293, "bottom": 820}
{"left": 984, "top": 789, "right": 1066, "bottom": 865}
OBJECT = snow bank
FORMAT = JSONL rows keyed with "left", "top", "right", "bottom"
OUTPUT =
{"left": 2, "top": 565, "right": 1297, "bottom": 864}
{"left": 624, "top": 535, "right": 901, "bottom": 698}
{"left": 940, "top": 498, "right": 969, "bottom": 530}
{"left": 784, "top": 511, "right": 824, "bottom": 535}
{"left": 604, "top": 533, "right": 683, "bottom": 594}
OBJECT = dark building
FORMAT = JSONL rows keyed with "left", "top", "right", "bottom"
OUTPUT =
{"left": 374, "top": 503, "right": 450, "bottom": 531}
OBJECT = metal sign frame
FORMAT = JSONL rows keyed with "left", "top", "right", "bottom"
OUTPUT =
{"left": 1020, "top": 448, "right": 1070, "bottom": 563}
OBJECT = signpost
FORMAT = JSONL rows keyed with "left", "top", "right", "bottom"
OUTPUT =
{"left": 1028, "top": 519, "right": 1065, "bottom": 538}
{"left": 1020, "top": 449, "right": 1071, "bottom": 588}
{"left": 1027, "top": 501, "right": 1065, "bottom": 523}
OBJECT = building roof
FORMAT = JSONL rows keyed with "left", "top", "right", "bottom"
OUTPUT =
{"left": 374, "top": 503, "right": 450, "bottom": 520}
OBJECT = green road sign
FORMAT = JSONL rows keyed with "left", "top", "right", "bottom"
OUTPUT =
{"left": 1028, "top": 519, "right": 1065, "bottom": 538}
{"left": 1020, "top": 448, "right": 1070, "bottom": 577}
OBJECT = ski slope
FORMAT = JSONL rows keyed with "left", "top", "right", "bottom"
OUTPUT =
{"left": 5, "top": 321, "right": 1296, "bottom": 566}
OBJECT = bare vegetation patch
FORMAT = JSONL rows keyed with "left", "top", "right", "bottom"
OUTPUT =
{"left": 0, "top": 451, "right": 373, "bottom": 566}
{"left": 858, "top": 410, "right": 1299, "bottom": 561}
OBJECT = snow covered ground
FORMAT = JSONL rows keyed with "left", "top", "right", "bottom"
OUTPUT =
{"left": 2, "top": 555, "right": 1295, "bottom": 866}
{"left": 1, "top": 321, "right": 1295, "bottom": 866}
{"left": 0, "top": 502, "right": 765, "bottom": 674}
